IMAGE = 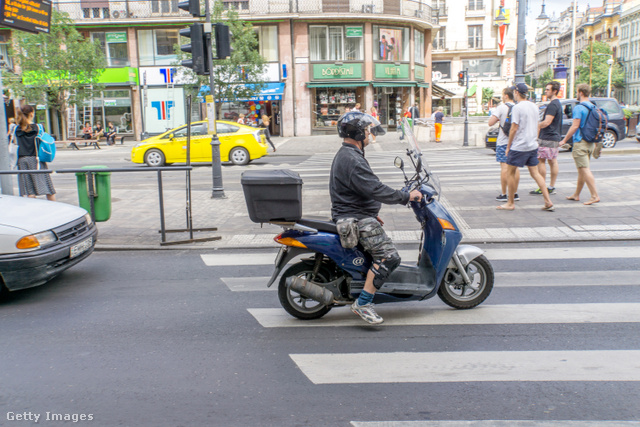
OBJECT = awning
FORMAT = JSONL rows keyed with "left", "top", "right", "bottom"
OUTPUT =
{"left": 372, "top": 82, "right": 416, "bottom": 88}
{"left": 417, "top": 83, "right": 430, "bottom": 88}
{"left": 431, "top": 83, "right": 455, "bottom": 97}
{"left": 201, "top": 82, "right": 285, "bottom": 103}
{"left": 307, "top": 81, "right": 370, "bottom": 88}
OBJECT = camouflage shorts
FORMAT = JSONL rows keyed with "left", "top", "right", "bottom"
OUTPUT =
{"left": 357, "top": 217, "right": 399, "bottom": 262}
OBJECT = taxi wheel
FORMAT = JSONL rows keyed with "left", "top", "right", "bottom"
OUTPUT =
{"left": 144, "top": 149, "right": 165, "bottom": 167}
{"left": 229, "top": 147, "right": 250, "bottom": 165}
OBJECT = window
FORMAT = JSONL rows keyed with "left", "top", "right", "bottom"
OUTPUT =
{"left": 152, "top": 0, "right": 178, "bottom": 13}
{"left": 91, "top": 32, "right": 129, "bottom": 67}
{"left": 222, "top": 0, "right": 249, "bottom": 11}
{"left": 254, "top": 26, "right": 278, "bottom": 62}
{"left": 138, "top": 29, "right": 179, "bottom": 66}
{"left": 432, "top": 0, "right": 447, "bottom": 16}
{"left": 374, "top": 26, "right": 410, "bottom": 61}
{"left": 216, "top": 123, "right": 239, "bottom": 134}
{"left": 462, "top": 58, "right": 500, "bottom": 78}
{"left": 309, "top": 26, "right": 363, "bottom": 61}
{"left": 414, "top": 30, "right": 425, "bottom": 64}
{"left": 468, "top": 0, "right": 483, "bottom": 10}
{"left": 433, "top": 27, "right": 446, "bottom": 50}
{"left": 468, "top": 25, "right": 482, "bottom": 49}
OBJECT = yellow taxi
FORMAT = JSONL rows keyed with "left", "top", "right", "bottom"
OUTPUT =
{"left": 131, "top": 120, "right": 268, "bottom": 166}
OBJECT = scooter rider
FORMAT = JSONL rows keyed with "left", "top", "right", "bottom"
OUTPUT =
{"left": 330, "top": 112, "right": 423, "bottom": 324}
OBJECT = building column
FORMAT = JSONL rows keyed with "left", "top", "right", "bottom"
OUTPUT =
{"left": 279, "top": 20, "right": 294, "bottom": 137}
{"left": 425, "top": 29, "right": 433, "bottom": 116}
{"left": 127, "top": 27, "right": 143, "bottom": 142}
{"left": 292, "top": 21, "right": 311, "bottom": 136}
{"left": 364, "top": 22, "right": 374, "bottom": 113}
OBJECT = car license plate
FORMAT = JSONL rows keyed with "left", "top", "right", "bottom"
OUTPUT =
{"left": 70, "top": 237, "right": 93, "bottom": 259}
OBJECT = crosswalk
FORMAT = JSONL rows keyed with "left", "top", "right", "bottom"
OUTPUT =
{"left": 201, "top": 243, "right": 640, "bottom": 423}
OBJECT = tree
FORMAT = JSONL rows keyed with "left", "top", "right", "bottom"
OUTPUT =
{"left": 576, "top": 41, "right": 624, "bottom": 97}
{"left": 175, "top": 1, "right": 266, "bottom": 117}
{"left": 538, "top": 68, "right": 554, "bottom": 89}
{"left": 8, "top": 10, "right": 106, "bottom": 140}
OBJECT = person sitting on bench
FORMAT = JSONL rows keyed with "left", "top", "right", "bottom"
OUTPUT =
{"left": 82, "top": 122, "right": 92, "bottom": 146}
{"left": 106, "top": 122, "right": 117, "bottom": 145}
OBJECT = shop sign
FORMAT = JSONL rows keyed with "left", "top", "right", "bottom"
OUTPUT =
{"left": 106, "top": 32, "right": 127, "bottom": 43}
{"left": 36, "top": 104, "right": 47, "bottom": 110}
{"left": 415, "top": 65, "right": 425, "bottom": 81}
{"left": 346, "top": 27, "right": 363, "bottom": 37}
{"left": 104, "top": 99, "right": 117, "bottom": 107}
{"left": 374, "top": 63, "right": 409, "bottom": 79}
{"left": 462, "top": 59, "right": 501, "bottom": 78}
{"left": 0, "top": 0, "right": 52, "bottom": 34}
{"left": 312, "top": 63, "right": 363, "bottom": 80}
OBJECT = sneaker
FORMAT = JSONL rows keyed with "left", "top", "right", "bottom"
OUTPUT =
{"left": 514, "top": 193, "right": 520, "bottom": 201}
{"left": 548, "top": 187, "right": 556, "bottom": 194}
{"left": 351, "top": 301, "right": 384, "bottom": 324}
{"left": 530, "top": 187, "right": 556, "bottom": 195}
{"left": 496, "top": 194, "right": 507, "bottom": 201}
{"left": 530, "top": 188, "right": 543, "bottom": 195}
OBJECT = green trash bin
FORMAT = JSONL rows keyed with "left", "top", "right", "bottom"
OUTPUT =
{"left": 75, "top": 165, "right": 112, "bottom": 222}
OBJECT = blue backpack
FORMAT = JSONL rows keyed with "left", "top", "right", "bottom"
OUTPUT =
{"left": 579, "top": 102, "right": 608, "bottom": 143}
{"left": 36, "top": 124, "right": 56, "bottom": 162}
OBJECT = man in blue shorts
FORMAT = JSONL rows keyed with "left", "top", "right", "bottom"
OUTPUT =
{"left": 497, "top": 83, "right": 554, "bottom": 212}
{"left": 488, "top": 87, "right": 519, "bottom": 202}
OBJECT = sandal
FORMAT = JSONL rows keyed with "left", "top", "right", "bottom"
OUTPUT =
{"left": 542, "top": 205, "right": 555, "bottom": 212}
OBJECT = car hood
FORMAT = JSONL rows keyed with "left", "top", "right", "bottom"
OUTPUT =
{"left": 0, "top": 195, "right": 88, "bottom": 234}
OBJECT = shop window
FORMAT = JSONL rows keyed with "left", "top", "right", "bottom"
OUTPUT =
{"left": 91, "top": 32, "right": 129, "bottom": 67}
{"left": 374, "top": 26, "right": 410, "bottom": 62}
{"left": 310, "top": 26, "right": 363, "bottom": 61}
{"left": 138, "top": 29, "right": 179, "bottom": 66}
{"left": 468, "top": 25, "right": 482, "bottom": 49}
{"left": 0, "top": 43, "right": 12, "bottom": 69}
{"left": 254, "top": 25, "right": 278, "bottom": 62}
{"left": 414, "top": 30, "right": 425, "bottom": 64}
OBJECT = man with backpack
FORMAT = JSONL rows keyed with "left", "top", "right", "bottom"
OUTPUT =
{"left": 497, "top": 83, "right": 554, "bottom": 212}
{"left": 559, "top": 84, "right": 605, "bottom": 205}
{"left": 530, "top": 81, "right": 563, "bottom": 196}
{"left": 489, "top": 87, "right": 519, "bottom": 202}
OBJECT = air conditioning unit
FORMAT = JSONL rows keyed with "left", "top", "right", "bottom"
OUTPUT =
{"left": 383, "top": 87, "right": 394, "bottom": 94}
{"left": 362, "top": 4, "right": 375, "bottom": 13}
{"left": 414, "top": 10, "right": 424, "bottom": 18}
{"left": 111, "top": 10, "right": 131, "bottom": 18}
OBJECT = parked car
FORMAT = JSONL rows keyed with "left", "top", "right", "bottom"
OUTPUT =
{"left": 636, "top": 121, "right": 640, "bottom": 143}
{"left": 0, "top": 196, "right": 97, "bottom": 296}
{"left": 131, "top": 120, "right": 269, "bottom": 167}
{"left": 484, "top": 97, "right": 627, "bottom": 151}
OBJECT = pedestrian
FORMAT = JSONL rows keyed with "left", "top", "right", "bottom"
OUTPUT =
{"left": 433, "top": 106, "right": 444, "bottom": 143}
{"left": 261, "top": 114, "right": 276, "bottom": 152}
{"left": 559, "top": 83, "right": 600, "bottom": 205}
{"left": 353, "top": 103, "right": 361, "bottom": 112}
{"left": 7, "top": 117, "right": 18, "bottom": 169}
{"left": 369, "top": 106, "right": 378, "bottom": 143}
{"left": 237, "top": 113, "right": 245, "bottom": 125}
{"left": 398, "top": 108, "right": 411, "bottom": 140}
{"left": 330, "top": 111, "right": 422, "bottom": 324}
{"left": 409, "top": 102, "right": 420, "bottom": 120}
{"left": 106, "top": 122, "right": 117, "bottom": 145}
{"left": 497, "top": 83, "right": 553, "bottom": 212}
{"left": 14, "top": 104, "right": 56, "bottom": 201}
{"left": 530, "top": 81, "right": 562, "bottom": 196}
{"left": 488, "top": 87, "right": 519, "bottom": 202}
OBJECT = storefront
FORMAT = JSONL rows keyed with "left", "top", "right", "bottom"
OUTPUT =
{"left": 373, "top": 62, "right": 414, "bottom": 129}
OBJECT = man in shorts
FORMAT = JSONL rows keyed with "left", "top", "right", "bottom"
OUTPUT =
{"left": 488, "top": 87, "right": 519, "bottom": 202}
{"left": 559, "top": 84, "right": 600, "bottom": 205}
{"left": 530, "top": 81, "right": 563, "bottom": 195}
{"left": 497, "top": 83, "right": 554, "bottom": 212}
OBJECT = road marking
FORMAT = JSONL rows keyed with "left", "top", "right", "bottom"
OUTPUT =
{"left": 201, "top": 246, "right": 640, "bottom": 266}
{"left": 220, "top": 270, "right": 640, "bottom": 292}
{"left": 350, "top": 422, "right": 640, "bottom": 427}
{"left": 247, "top": 303, "right": 640, "bottom": 328}
{"left": 290, "top": 350, "right": 640, "bottom": 384}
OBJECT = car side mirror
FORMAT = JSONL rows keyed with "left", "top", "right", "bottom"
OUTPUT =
{"left": 564, "top": 105, "right": 572, "bottom": 118}
{"left": 169, "top": 133, "right": 175, "bottom": 140}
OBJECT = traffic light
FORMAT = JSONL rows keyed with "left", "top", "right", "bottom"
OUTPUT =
{"left": 458, "top": 71, "right": 466, "bottom": 86}
{"left": 214, "top": 23, "right": 231, "bottom": 60}
{"left": 178, "top": 0, "right": 201, "bottom": 17}
{"left": 180, "top": 23, "right": 208, "bottom": 75}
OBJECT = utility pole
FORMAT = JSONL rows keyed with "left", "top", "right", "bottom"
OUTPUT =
{"left": 463, "top": 68, "right": 469, "bottom": 147}
{"left": 514, "top": 0, "right": 527, "bottom": 83}
{"left": 204, "top": 0, "right": 225, "bottom": 199}
{"left": 569, "top": 0, "right": 577, "bottom": 99}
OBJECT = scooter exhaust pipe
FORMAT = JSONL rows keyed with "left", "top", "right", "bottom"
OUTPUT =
{"left": 286, "top": 276, "right": 335, "bottom": 306}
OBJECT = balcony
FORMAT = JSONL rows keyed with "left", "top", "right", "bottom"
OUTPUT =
{"left": 53, "top": 0, "right": 437, "bottom": 25}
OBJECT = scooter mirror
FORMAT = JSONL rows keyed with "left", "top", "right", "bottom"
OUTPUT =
{"left": 394, "top": 157, "right": 404, "bottom": 169}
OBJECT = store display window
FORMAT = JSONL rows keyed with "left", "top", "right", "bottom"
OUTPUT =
{"left": 313, "top": 88, "right": 364, "bottom": 129}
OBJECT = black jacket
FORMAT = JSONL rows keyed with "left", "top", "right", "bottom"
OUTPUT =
{"left": 330, "top": 142, "right": 410, "bottom": 221}
{"left": 15, "top": 124, "right": 38, "bottom": 157}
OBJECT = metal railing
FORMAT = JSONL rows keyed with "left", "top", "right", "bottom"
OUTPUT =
{"left": 53, "top": 0, "right": 436, "bottom": 23}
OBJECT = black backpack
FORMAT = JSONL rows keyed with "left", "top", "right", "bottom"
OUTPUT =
{"left": 499, "top": 102, "right": 514, "bottom": 136}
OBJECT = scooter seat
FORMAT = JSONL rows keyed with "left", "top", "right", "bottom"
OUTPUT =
{"left": 298, "top": 218, "right": 338, "bottom": 234}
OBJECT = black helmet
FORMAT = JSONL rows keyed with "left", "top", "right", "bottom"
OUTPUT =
{"left": 337, "top": 112, "right": 385, "bottom": 141}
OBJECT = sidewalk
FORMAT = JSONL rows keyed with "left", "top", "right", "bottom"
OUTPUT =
{"left": 50, "top": 132, "right": 640, "bottom": 250}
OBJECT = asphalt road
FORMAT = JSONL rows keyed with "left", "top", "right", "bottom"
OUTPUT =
{"left": 2, "top": 241, "right": 640, "bottom": 426}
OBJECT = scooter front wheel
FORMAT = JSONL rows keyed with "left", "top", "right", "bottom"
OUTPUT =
{"left": 438, "top": 254, "right": 494, "bottom": 309}
{"left": 278, "top": 262, "right": 333, "bottom": 320}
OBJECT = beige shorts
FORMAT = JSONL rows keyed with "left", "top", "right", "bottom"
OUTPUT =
{"left": 572, "top": 141, "right": 594, "bottom": 169}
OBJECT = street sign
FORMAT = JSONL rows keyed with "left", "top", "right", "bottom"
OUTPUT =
{"left": 0, "top": 0, "right": 52, "bottom": 34}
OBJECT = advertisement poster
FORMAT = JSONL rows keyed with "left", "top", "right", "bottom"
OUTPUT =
{"left": 378, "top": 28, "right": 402, "bottom": 62}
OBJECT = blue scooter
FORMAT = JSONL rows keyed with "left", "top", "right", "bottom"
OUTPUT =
{"left": 249, "top": 124, "right": 494, "bottom": 320}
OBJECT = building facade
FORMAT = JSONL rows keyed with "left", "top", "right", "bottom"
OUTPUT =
{"left": 430, "top": 0, "right": 519, "bottom": 115}
{"left": 619, "top": 0, "right": 640, "bottom": 105}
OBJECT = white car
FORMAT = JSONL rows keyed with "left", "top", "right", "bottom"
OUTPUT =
{"left": 0, "top": 195, "right": 98, "bottom": 295}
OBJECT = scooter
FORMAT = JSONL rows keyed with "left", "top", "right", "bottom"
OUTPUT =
{"left": 242, "top": 122, "right": 494, "bottom": 320}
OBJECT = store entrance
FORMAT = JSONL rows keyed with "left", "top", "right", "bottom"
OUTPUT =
{"left": 376, "top": 90, "right": 402, "bottom": 130}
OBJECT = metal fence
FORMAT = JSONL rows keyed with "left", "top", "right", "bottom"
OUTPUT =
{"left": 53, "top": 0, "right": 435, "bottom": 23}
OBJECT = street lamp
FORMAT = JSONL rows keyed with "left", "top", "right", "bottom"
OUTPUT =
{"left": 596, "top": 53, "right": 614, "bottom": 98}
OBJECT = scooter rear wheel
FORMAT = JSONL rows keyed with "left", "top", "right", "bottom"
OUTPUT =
{"left": 437, "top": 254, "right": 494, "bottom": 309}
{"left": 278, "top": 262, "right": 333, "bottom": 320}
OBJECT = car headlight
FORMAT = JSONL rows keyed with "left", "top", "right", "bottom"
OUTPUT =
{"left": 84, "top": 213, "right": 93, "bottom": 227}
{"left": 16, "top": 231, "right": 57, "bottom": 250}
